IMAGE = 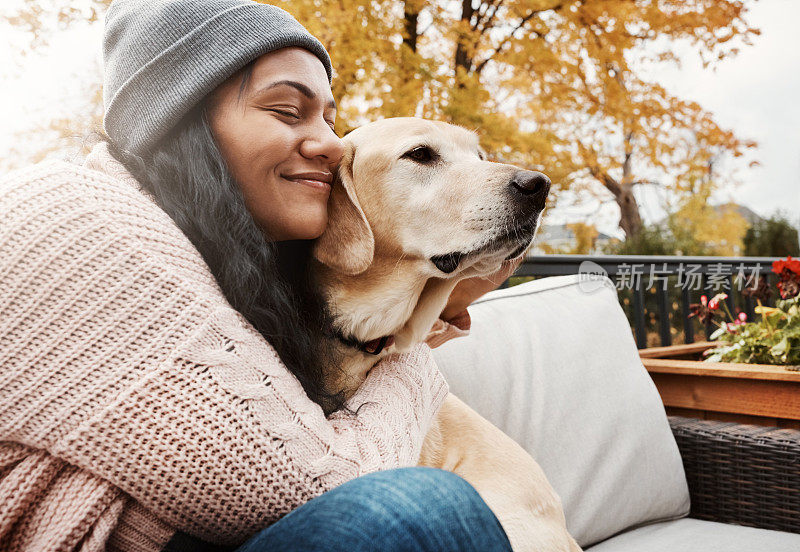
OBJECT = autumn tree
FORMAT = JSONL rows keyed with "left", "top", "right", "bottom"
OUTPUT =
{"left": 281, "top": 0, "right": 758, "bottom": 239}
{"left": 538, "top": 221, "right": 599, "bottom": 254}
{"left": 668, "top": 192, "right": 749, "bottom": 256}
{"left": 566, "top": 222, "right": 599, "bottom": 254}
{"left": 4, "top": 0, "right": 758, "bottom": 241}
{"left": 606, "top": 177, "right": 751, "bottom": 256}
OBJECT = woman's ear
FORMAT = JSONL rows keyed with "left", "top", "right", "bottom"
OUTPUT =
{"left": 313, "top": 142, "right": 375, "bottom": 274}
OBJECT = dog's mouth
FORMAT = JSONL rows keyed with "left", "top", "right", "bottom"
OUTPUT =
{"left": 499, "top": 222, "right": 537, "bottom": 258}
{"left": 430, "top": 221, "right": 536, "bottom": 274}
{"left": 504, "top": 240, "right": 530, "bottom": 261}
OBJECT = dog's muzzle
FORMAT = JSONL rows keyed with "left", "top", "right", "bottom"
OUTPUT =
{"left": 429, "top": 170, "right": 550, "bottom": 273}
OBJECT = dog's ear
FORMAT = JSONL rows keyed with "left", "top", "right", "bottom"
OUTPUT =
{"left": 313, "top": 142, "right": 375, "bottom": 275}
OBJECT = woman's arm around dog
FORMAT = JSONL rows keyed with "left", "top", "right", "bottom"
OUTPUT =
{"left": 0, "top": 162, "right": 448, "bottom": 551}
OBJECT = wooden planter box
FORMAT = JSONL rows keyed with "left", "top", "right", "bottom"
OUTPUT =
{"left": 640, "top": 342, "right": 800, "bottom": 430}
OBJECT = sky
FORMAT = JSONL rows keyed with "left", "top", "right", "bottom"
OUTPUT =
{"left": 1, "top": 1, "right": 798, "bottom": 237}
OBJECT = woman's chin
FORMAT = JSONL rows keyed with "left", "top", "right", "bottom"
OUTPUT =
{"left": 259, "top": 202, "right": 328, "bottom": 241}
{"left": 286, "top": 215, "right": 328, "bottom": 241}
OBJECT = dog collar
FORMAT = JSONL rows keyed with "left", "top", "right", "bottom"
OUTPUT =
{"left": 360, "top": 335, "right": 396, "bottom": 355}
{"left": 330, "top": 328, "right": 396, "bottom": 355}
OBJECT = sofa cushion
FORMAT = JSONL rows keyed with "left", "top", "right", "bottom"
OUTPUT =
{"left": 586, "top": 518, "right": 800, "bottom": 551}
{"left": 431, "top": 274, "right": 690, "bottom": 548}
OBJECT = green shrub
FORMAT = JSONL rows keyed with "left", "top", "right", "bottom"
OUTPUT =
{"left": 743, "top": 215, "right": 800, "bottom": 257}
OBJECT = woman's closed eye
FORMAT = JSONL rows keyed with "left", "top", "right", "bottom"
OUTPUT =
{"left": 263, "top": 107, "right": 337, "bottom": 134}
{"left": 266, "top": 107, "right": 301, "bottom": 120}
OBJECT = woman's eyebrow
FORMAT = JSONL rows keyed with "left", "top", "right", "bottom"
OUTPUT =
{"left": 252, "top": 80, "right": 336, "bottom": 109}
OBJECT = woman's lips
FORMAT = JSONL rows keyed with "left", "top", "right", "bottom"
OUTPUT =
{"left": 283, "top": 172, "right": 332, "bottom": 191}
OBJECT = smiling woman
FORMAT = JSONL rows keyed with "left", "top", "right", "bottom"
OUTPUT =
{"left": 207, "top": 48, "right": 343, "bottom": 241}
{"left": 104, "top": 47, "right": 345, "bottom": 417}
{"left": 0, "top": 1, "right": 514, "bottom": 551}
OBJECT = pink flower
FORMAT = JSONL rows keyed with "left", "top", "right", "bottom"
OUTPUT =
{"left": 707, "top": 293, "right": 727, "bottom": 311}
{"left": 725, "top": 311, "right": 747, "bottom": 333}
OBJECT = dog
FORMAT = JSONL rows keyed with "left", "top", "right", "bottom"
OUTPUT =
{"left": 312, "top": 117, "right": 581, "bottom": 552}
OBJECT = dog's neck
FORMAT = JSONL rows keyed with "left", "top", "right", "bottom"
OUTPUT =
{"left": 321, "top": 262, "right": 425, "bottom": 344}
{"left": 315, "top": 258, "right": 458, "bottom": 398}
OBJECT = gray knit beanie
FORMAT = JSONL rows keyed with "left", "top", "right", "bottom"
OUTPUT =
{"left": 102, "top": 0, "right": 333, "bottom": 156}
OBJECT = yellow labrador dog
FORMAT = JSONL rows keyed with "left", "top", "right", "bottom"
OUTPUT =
{"left": 313, "top": 117, "right": 581, "bottom": 552}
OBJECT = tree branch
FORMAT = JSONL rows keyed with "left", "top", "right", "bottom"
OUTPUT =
{"left": 631, "top": 180, "right": 663, "bottom": 187}
{"left": 578, "top": 142, "right": 624, "bottom": 198}
{"left": 455, "top": 0, "right": 478, "bottom": 72}
{"left": 622, "top": 130, "right": 634, "bottom": 181}
{"left": 403, "top": 1, "right": 420, "bottom": 52}
{"left": 473, "top": 0, "right": 504, "bottom": 32}
{"left": 474, "top": 4, "right": 561, "bottom": 74}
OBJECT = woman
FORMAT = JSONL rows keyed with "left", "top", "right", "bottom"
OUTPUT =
{"left": 0, "top": 1, "right": 516, "bottom": 551}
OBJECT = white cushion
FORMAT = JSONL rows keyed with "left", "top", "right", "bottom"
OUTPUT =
{"left": 586, "top": 518, "right": 800, "bottom": 551}
{"left": 431, "top": 274, "right": 690, "bottom": 548}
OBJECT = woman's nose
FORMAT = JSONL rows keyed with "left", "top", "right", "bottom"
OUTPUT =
{"left": 300, "top": 121, "right": 345, "bottom": 165}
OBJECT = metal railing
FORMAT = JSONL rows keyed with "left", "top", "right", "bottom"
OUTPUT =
{"left": 511, "top": 255, "right": 781, "bottom": 349}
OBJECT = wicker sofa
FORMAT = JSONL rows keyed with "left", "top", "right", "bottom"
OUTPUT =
{"left": 668, "top": 416, "right": 800, "bottom": 534}
{"left": 430, "top": 275, "right": 800, "bottom": 551}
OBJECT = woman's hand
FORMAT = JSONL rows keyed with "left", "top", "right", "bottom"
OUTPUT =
{"left": 440, "top": 256, "right": 524, "bottom": 321}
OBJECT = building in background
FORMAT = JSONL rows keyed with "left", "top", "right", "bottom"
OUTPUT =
{"left": 531, "top": 224, "right": 614, "bottom": 256}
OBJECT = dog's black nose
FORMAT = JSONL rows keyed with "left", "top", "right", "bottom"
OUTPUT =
{"left": 509, "top": 170, "right": 551, "bottom": 197}
{"left": 508, "top": 170, "right": 550, "bottom": 213}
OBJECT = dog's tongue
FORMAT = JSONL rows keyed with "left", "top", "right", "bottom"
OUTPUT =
{"left": 430, "top": 251, "right": 465, "bottom": 273}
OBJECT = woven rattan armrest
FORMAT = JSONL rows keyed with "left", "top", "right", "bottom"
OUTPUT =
{"left": 668, "top": 416, "right": 800, "bottom": 534}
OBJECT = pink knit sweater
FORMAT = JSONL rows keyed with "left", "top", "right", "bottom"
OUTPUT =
{"left": 0, "top": 143, "right": 450, "bottom": 552}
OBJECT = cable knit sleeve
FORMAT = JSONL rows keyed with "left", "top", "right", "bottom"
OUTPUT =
{"left": 0, "top": 159, "right": 448, "bottom": 549}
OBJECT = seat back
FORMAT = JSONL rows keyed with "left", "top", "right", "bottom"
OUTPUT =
{"left": 431, "top": 275, "right": 690, "bottom": 547}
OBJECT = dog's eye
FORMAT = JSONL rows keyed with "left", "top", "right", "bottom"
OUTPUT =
{"left": 402, "top": 146, "right": 437, "bottom": 164}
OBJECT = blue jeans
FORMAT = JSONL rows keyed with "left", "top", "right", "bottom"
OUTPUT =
{"left": 166, "top": 467, "right": 512, "bottom": 552}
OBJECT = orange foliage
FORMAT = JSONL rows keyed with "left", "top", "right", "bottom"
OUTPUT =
{"left": 4, "top": 0, "right": 759, "bottom": 239}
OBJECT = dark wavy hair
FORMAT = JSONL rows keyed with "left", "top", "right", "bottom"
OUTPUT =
{"left": 99, "top": 62, "right": 345, "bottom": 414}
